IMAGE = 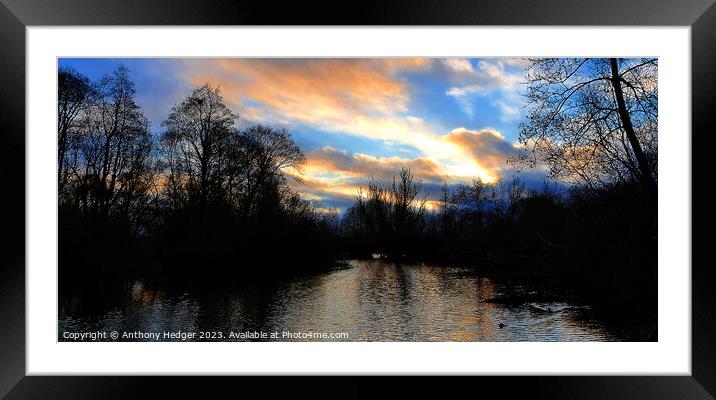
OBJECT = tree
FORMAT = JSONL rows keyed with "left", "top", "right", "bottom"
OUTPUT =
{"left": 69, "top": 65, "right": 155, "bottom": 231}
{"left": 498, "top": 177, "right": 527, "bottom": 220}
{"left": 236, "top": 125, "right": 305, "bottom": 221}
{"left": 439, "top": 181, "right": 456, "bottom": 236}
{"left": 58, "top": 67, "right": 92, "bottom": 193}
{"left": 161, "top": 84, "right": 239, "bottom": 210}
{"left": 454, "top": 178, "right": 494, "bottom": 229}
{"left": 343, "top": 166, "right": 427, "bottom": 255}
{"left": 518, "top": 58, "right": 657, "bottom": 190}
{"left": 390, "top": 166, "right": 426, "bottom": 236}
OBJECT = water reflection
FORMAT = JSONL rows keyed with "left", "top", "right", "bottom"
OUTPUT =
{"left": 59, "top": 260, "right": 617, "bottom": 341}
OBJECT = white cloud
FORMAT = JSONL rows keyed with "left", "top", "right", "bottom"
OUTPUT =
{"left": 444, "top": 59, "right": 525, "bottom": 120}
{"left": 442, "top": 58, "right": 475, "bottom": 73}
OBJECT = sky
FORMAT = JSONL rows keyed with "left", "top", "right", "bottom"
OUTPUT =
{"left": 58, "top": 57, "right": 548, "bottom": 212}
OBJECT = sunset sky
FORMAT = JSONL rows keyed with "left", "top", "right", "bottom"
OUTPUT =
{"left": 59, "top": 58, "right": 547, "bottom": 211}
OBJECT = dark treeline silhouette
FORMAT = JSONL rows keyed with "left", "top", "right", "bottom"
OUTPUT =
{"left": 341, "top": 166, "right": 428, "bottom": 257}
{"left": 58, "top": 66, "right": 338, "bottom": 279}
{"left": 340, "top": 172, "right": 655, "bottom": 327}
{"left": 59, "top": 59, "right": 656, "bottom": 335}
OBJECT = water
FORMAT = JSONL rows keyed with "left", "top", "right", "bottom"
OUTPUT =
{"left": 59, "top": 260, "right": 619, "bottom": 341}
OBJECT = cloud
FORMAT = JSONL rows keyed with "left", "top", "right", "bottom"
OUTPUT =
{"left": 444, "top": 59, "right": 521, "bottom": 91}
{"left": 185, "top": 59, "right": 454, "bottom": 151}
{"left": 290, "top": 126, "right": 532, "bottom": 208}
{"left": 303, "top": 146, "right": 445, "bottom": 182}
{"left": 444, "top": 58, "right": 525, "bottom": 121}
{"left": 185, "top": 58, "right": 429, "bottom": 124}
{"left": 442, "top": 58, "right": 476, "bottom": 74}
{"left": 493, "top": 98, "right": 521, "bottom": 123}
{"left": 180, "top": 58, "right": 527, "bottom": 144}
{"left": 442, "top": 128, "right": 521, "bottom": 181}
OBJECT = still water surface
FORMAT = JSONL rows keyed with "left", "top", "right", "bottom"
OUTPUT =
{"left": 59, "top": 260, "right": 618, "bottom": 341}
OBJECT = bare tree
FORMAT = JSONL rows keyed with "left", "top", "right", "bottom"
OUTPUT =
{"left": 343, "top": 166, "right": 427, "bottom": 253}
{"left": 500, "top": 177, "right": 527, "bottom": 220}
{"left": 518, "top": 58, "right": 657, "bottom": 190}
{"left": 161, "top": 84, "right": 239, "bottom": 210}
{"left": 236, "top": 125, "right": 305, "bottom": 220}
{"left": 69, "top": 65, "right": 155, "bottom": 227}
{"left": 58, "top": 67, "right": 92, "bottom": 193}
{"left": 439, "top": 181, "right": 456, "bottom": 235}
{"left": 454, "top": 178, "right": 495, "bottom": 229}
{"left": 390, "top": 166, "right": 426, "bottom": 234}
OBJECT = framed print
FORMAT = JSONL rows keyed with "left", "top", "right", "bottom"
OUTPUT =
{"left": 1, "top": 0, "right": 715, "bottom": 398}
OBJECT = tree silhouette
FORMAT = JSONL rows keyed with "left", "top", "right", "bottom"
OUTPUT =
{"left": 518, "top": 58, "right": 657, "bottom": 190}
{"left": 161, "top": 84, "right": 239, "bottom": 212}
{"left": 60, "top": 65, "right": 155, "bottom": 230}
{"left": 235, "top": 125, "right": 305, "bottom": 222}
{"left": 57, "top": 67, "right": 92, "bottom": 193}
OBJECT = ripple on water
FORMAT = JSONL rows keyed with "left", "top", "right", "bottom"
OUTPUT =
{"left": 59, "top": 260, "right": 618, "bottom": 341}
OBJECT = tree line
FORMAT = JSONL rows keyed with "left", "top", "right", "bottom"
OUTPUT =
{"left": 58, "top": 65, "right": 337, "bottom": 274}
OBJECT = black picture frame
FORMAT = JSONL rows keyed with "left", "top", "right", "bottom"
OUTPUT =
{"left": 1, "top": 0, "right": 714, "bottom": 398}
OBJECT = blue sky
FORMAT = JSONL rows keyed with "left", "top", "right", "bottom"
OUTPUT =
{"left": 59, "top": 57, "right": 540, "bottom": 211}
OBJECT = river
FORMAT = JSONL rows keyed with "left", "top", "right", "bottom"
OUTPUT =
{"left": 59, "top": 259, "right": 620, "bottom": 341}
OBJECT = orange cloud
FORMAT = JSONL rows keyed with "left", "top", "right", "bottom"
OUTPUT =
{"left": 289, "top": 172, "right": 361, "bottom": 204}
{"left": 291, "top": 131, "right": 524, "bottom": 206}
{"left": 186, "top": 59, "right": 466, "bottom": 162}
{"left": 442, "top": 128, "right": 520, "bottom": 181}
{"left": 290, "top": 147, "right": 446, "bottom": 206}
{"left": 303, "top": 146, "right": 445, "bottom": 182}
{"left": 187, "top": 58, "right": 429, "bottom": 124}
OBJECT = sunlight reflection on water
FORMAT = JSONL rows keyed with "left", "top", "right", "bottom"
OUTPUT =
{"left": 59, "top": 260, "right": 616, "bottom": 341}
